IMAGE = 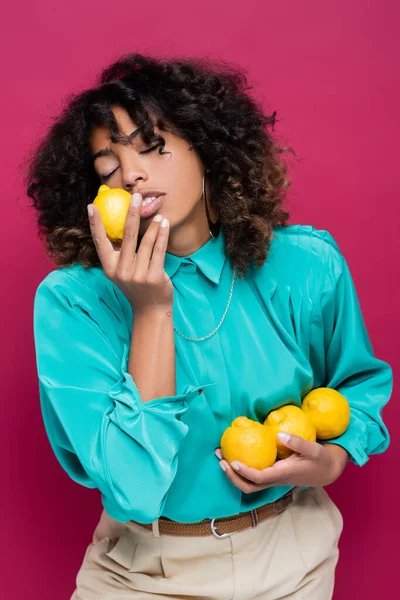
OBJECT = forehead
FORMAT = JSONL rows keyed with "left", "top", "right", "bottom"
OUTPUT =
{"left": 90, "top": 106, "right": 139, "bottom": 148}
{"left": 109, "top": 105, "right": 138, "bottom": 132}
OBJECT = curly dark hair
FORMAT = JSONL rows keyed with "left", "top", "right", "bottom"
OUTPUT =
{"left": 24, "top": 52, "right": 295, "bottom": 277}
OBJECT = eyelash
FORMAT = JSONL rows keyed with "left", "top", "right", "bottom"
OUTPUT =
{"left": 101, "top": 144, "right": 162, "bottom": 181}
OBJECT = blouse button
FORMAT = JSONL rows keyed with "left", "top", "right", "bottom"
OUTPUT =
{"left": 180, "top": 259, "right": 196, "bottom": 272}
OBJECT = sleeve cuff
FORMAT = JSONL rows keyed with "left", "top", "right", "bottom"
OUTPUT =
{"left": 110, "top": 343, "right": 217, "bottom": 413}
{"left": 322, "top": 417, "right": 369, "bottom": 467}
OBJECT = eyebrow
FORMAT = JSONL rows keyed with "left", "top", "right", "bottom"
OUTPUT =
{"left": 92, "top": 126, "right": 143, "bottom": 162}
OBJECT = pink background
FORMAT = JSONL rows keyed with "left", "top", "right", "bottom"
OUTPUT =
{"left": 3, "top": 0, "right": 398, "bottom": 597}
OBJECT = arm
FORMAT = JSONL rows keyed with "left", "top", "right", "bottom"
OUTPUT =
{"left": 34, "top": 276, "right": 213, "bottom": 523}
{"left": 215, "top": 229, "right": 392, "bottom": 492}
{"left": 129, "top": 306, "right": 176, "bottom": 402}
{"left": 309, "top": 230, "right": 393, "bottom": 466}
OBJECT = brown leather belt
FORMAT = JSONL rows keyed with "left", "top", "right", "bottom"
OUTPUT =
{"left": 130, "top": 490, "right": 294, "bottom": 538}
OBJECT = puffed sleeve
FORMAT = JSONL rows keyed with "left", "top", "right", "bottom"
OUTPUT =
{"left": 309, "top": 230, "right": 392, "bottom": 466}
{"left": 33, "top": 274, "right": 214, "bottom": 523}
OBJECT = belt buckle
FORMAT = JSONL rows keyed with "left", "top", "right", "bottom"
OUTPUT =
{"left": 210, "top": 507, "right": 258, "bottom": 539}
{"left": 210, "top": 518, "right": 238, "bottom": 539}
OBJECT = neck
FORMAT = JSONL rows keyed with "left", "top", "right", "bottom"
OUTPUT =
{"left": 166, "top": 187, "right": 218, "bottom": 257}
{"left": 167, "top": 219, "right": 212, "bottom": 257}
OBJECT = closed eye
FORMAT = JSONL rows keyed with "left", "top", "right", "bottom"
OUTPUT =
{"left": 100, "top": 144, "right": 162, "bottom": 182}
{"left": 140, "top": 143, "right": 162, "bottom": 155}
{"left": 101, "top": 168, "right": 118, "bottom": 182}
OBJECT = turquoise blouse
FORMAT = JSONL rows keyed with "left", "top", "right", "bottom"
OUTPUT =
{"left": 33, "top": 224, "right": 392, "bottom": 524}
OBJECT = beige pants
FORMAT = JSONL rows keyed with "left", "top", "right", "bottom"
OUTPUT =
{"left": 70, "top": 486, "right": 343, "bottom": 599}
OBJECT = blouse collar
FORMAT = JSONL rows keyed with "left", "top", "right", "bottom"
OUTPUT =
{"left": 164, "top": 229, "right": 228, "bottom": 285}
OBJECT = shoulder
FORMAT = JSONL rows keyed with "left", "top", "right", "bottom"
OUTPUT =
{"left": 267, "top": 224, "right": 341, "bottom": 268}
{"left": 271, "top": 223, "right": 341, "bottom": 255}
{"left": 33, "top": 263, "right": 130, "bottom": 332}
{"left": 269, "top": 224, "right": 343, "bottom": 275}
{"left": 249, "top": 224, "right": 344, "bottom": 306}
{"left": 35, "top": 262, "right": 106, "bottom": 292}
{"left": 34, "top": 263, "right": 106, "bottom": 308}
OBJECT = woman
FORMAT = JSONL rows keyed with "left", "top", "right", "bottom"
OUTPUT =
{"left": 27, "top": 53, "right": 392, "bottom": 599}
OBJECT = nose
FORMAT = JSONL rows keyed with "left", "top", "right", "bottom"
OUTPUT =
{"left": 120, "top": 155, "right": 148, "bottom": 193}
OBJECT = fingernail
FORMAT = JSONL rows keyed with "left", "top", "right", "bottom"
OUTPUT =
{"left": 278, "top": 432, "right": 291, "bottom": 442}
{"left": 131, "top": 193, "right": 141, "bottom": 207}
{"left": 219, "top": 462, "right": 227, "bottom": 472}
{"left": 214, "top": 449, "right": 222, "bottom": 460}
{"left": 153, "top": 214, "right": 163, "bottom": 222}
{"left": 231, "top": 462, "right": 240, "bottom": 471}
{"left": 87, "top": 205, "right": 93, "bottom": 217}
{"left": 161, "top": 217, "right": 169, "bottom": 228}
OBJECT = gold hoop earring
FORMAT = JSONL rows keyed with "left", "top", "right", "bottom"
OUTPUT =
{"left": 203, "top": 171, "right": 221, "bottom": 239}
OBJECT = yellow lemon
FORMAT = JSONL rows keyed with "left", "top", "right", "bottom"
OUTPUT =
{"left": 301, "top": 388, "right": 350, "bottom": 440}
{"left": 265, "top": 405, "right": 316, "bottom": 459}
{"left": 92, "top": 185, "right": 132, "bottom": 242}
{"left": 220, "top": 416, "right": 277, "bottom": 470}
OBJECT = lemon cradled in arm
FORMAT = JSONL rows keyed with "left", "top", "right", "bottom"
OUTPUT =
{"left": 301, "top": 388, "right": 351, "bottom": 440}
{"left": 93, "top": 185, "right": 132, "bottom": 242}
{"left": 220, "top": 416, "right": 277, "bottom": 470}
{"left": 265, "top": 405, "right": 316, "bottom": 459}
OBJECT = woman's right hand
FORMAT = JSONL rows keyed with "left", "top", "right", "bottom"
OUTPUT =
{"left": 87, "top": 192, "right": 174, "bottom": 313}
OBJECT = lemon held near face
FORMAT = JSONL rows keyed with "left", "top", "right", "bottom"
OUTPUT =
{"left": 92, "top": 185, "right": 131, "bottom": 242}
{"left": 90, "top": 105, "right": 219, "bottom": 255}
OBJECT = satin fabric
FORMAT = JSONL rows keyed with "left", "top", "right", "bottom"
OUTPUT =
{"left": 33, "top": 224, "right": 392, "bottom": 524}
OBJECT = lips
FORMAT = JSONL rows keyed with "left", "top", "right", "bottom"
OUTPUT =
{"left": 138, "top": 190, "right": 165, "bottom": 201}
{"left": 139, "top": 194, "right": 166, "bottom": 219}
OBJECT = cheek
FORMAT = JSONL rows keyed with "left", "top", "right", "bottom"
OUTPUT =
{"left": 168, "top": 156, "right": 203, "bottom": 196}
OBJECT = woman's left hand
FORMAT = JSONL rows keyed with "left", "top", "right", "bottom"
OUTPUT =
{"left": 215, "top": 433, "right": 350, "bottom": 494}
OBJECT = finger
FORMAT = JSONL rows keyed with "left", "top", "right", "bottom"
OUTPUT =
{"left": 227, "top": 459, "right": 289, "bottom": 485}
{"left": 119, "top": 193, "right": 142, "bottom": 268}
{"left": 220, "top": 460, "right": 268, "bottom": 494}
{"left": 277, "top": 432, "right": 322, "bottom": 459}
{"left": 147, "top": 217, "right": 169, "bottom": 278}
{"left": 215, "top": 448, "right": 287, "bottom": 485}
{"left": 134, "top": 215, "right": 164, "bottom": 279}
{"left": 88, "top": 204, "right": 116, "bottom": 272}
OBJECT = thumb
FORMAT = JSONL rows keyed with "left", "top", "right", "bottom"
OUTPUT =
{"left": 278, "top": 432, "right": 321, "bottom": 459}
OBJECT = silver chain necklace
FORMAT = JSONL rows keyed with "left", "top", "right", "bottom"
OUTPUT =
{"left": 173, "top": 267, "right": 237, "bottom": 342}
